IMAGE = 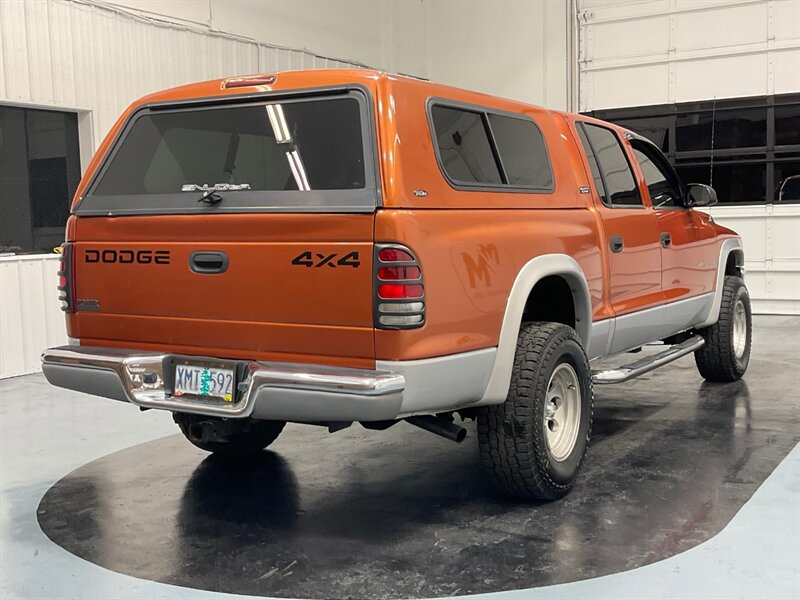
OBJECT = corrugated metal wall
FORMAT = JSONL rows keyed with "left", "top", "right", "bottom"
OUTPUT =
{"left": 0, "top": 255, "right": 66, "bottom": 378}
{"left": 577, "top": 0, "right": 800, "bottom": 315}
{"left": 0, "top": 0, "right": 362, "bottom": 149}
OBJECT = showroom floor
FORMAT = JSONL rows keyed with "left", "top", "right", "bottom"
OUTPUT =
{"left": 1, "top": 315, "right": 799, "bottom": 600}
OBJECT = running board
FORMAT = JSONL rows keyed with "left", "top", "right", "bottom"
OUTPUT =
{"left": 591, "top": 335, "right": 705, "bottom": 385}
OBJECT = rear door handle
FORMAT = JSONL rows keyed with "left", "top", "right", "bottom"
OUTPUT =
{"left": 190, "top": 251, "right": 229, "bottom": 274}
{"left": 661, "top": 232, "right": 672, "bottom": 248}
{"left": 610, "top": 235, "right": 624, "bottom": 253}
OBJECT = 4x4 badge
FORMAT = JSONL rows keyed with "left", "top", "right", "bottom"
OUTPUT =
{"left": 291, "top": 251, "right": 360, "bottom": 268}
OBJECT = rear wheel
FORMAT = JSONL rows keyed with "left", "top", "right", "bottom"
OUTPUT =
{"left": 694, "top": 276, "right": 752, "bottom": 382}
{"left": 478, "top": 322, "right": 593, "bottom": 501}
{"left": 175, "top": 414, "right": 285, "bottom": 456}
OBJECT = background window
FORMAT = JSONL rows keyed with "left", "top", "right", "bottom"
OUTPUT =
{"left": 775, "top": 105, "right": 800, "bottom": 148}
{"left": 676, "top": 107, "right": 766, "bottom": 151}
{"left": 586, "top": 93, "right": 800, "bottom": 204}
{"left": 582, "top": 123, "right": 642, "bottom": 207}
{"left": 0, "top": 106, "right": 81, "bottom": 254}
{"left": 616, "top": 116, "right": 670, "bottom": 153}
{"left": 675, "top": 163, "right": 766, "bottom": 204}
{"left": 487, "top": 114, "right": 553, "bottom": 189}
{"left": 774, "top": 160, "right": 800, "bottom": 202}
{"left": 431, "top": 105, "right": 502, "bottom": 185}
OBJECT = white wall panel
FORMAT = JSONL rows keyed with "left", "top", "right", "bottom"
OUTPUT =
{"left": 591, "top": 16, "right": 670, "bottom": 60}
{"left": 674, "top": 53, "right": 768, "bottom": 102}
{"left": 427, "top": 0, "right": 571, "bottom": 109}
{"left": 0, "top": 255, "right": 67, "bottom": 379}
{"left": 589, "top": 64, "right": 671, "bottom": 109}
{"left": 706, "top": 205, "right": 800, "bottom": 315}
{"left": 773, "top": 50, "right": 800, "bottom": 95}
{"left": 673, "top": 3, "right": 767, "bottom": 51}
{"left": 578, "top": 0, "right": 800, "bottom": 109}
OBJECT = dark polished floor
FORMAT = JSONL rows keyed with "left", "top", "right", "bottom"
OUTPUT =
{"left": 37, "top": 318, "right": 800, "bottom": 599}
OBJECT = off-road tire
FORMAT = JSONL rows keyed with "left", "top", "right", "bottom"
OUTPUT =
{"left": 175, "top": 414, "right": 285, "bottom": 456}
{"left": 694, "top": 275, "right": 752, "bottom": 382}
{"left": 477, "top": 322, "right": 593, "bottom": 501}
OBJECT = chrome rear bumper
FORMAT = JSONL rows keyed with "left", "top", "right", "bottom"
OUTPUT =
{"left": 41, "top": 346, "right": 405, "bottom": 422}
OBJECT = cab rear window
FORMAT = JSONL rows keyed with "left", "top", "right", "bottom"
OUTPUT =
{"left": 78, "top": 91, "right": 376, "bottom": 215}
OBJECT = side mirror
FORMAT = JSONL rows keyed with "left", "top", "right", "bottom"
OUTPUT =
{"left": 686, "top": 183, "right": 718, "bottom": 208}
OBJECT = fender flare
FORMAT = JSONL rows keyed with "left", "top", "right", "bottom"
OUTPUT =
{"left": 695, "top": 237, "right": 744, "bottom": 328}
{"left": 478, "top": 254, "right": 592, "bottom": 405}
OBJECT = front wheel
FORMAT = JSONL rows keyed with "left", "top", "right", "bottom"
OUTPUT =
{"left": 477, "top": 322, "right": 593, "bottom": 501}
{"left": 175, "top": 414, "right": 285, "bottom": 456}
{"left": 694, "top": 275, "right": 752, "bottom": 382}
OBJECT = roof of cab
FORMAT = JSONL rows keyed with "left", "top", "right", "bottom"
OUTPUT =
{"left": 129, "top": 68, "right": 560, "bottom": 118}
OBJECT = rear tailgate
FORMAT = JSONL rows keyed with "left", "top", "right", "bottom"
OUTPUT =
{"left": 68, "top": 88, "right": 378, "bottom": 367}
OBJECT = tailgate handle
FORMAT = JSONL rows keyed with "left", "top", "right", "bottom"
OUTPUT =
{"left": 190, "top": 251, "right": 228, "bottom": 274}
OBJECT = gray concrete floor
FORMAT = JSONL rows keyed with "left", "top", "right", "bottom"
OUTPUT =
{"left": 1, "top": 315, "right": 799, "bottom": 599}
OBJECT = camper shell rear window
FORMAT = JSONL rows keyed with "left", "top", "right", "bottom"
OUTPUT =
{"left": 76, "top": 89, "right": 378, "bottom": 215}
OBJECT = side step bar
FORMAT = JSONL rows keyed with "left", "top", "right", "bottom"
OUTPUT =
{"left": 591, "top": 335, "right": 705, "bottom": 385}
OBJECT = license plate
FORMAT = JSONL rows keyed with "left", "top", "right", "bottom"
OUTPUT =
{"left": 174, "top": 364, "right": 236, "bottom": 403}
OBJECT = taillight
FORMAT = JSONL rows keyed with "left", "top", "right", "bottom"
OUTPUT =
{"left": 57, "top": 242, "right": 75, "bottom": 312}
{"left": 374, "top": 244, "right": 425, "bottom": 329}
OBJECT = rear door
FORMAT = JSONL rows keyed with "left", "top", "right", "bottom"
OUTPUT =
{"left": 70, "top": 89, "right": 378, "bottom": 367}
{"left": 574, "top": 122, "right": 663, "bottom": 315}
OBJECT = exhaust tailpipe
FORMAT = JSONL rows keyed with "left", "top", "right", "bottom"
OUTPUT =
{"left": 405, "top": 415, "right": 466, "bottom": 443}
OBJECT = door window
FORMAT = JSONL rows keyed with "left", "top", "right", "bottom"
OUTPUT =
{"left": 631, "top": 141, "right": 684, "bottom": 208}
{"left": 578, "top": 123, "right": 642, "bottom": 207}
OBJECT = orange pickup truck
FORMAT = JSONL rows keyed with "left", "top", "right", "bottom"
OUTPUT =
{"left": 42, "top": 69, "right": 751, "bottom": 500}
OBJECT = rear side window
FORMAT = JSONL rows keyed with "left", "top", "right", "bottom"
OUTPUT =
{"left": 78, "top": 92, "right": 376, "bottom": 215}
{"left": 488, "top": 114, "right": 553, "bottom": 189}
{"left": 430, "top": 106, "right": 502, "bottom": 185}
{"left": 579, "top": 123, "right": 642, "bottom": 207}
{"left": 430, "top": 102, "right": 554, "bottom": 192}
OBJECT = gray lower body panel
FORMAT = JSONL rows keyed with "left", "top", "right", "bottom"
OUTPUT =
{"left": 40, "top": 346, "right": 495, "bottom": 422}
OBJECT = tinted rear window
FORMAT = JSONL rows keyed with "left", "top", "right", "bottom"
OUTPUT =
{"left": 79, "top": 93, "right": 376, "bottom": 215}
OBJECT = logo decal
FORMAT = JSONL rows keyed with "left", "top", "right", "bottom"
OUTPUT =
{"left": 85, "top": 249, "right": 170, "bottom": 264}
{"left": 451, "top": 243, "right": 507, "bottom": 314}
{"left": 181, "top": 183, "right": 251, "bottom": 192}
{"left": 76, "top": 299, "right": 100, "bottom": 312}
{"left": 462, "top": 244, "right": 500, "bottom": 288}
